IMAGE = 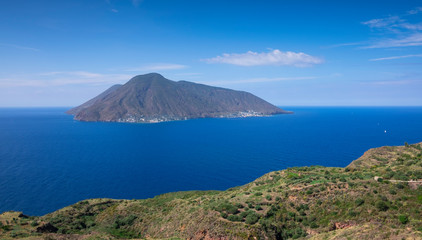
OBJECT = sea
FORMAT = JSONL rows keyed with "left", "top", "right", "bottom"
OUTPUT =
{"left": 0, "top": 107, "right": 421, "bottom": 216}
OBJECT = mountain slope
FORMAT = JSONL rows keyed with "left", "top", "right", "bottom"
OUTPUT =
{"left": 66, "top": 84, "right": 122, "bottom": 115}
{"left": 67, "top": 73, "right": 289, "bottom": 123}
{"left": 1, "top": 142, "right": 421, "bottom": 239}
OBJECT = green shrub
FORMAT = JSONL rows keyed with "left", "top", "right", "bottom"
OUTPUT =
{"left": 376, "top": 201, "right": 389, "bottom": 211}
{"left": 227, "top": 215, "right": 242, "bottom": 222}
{"left": 399, "top": 215, "right": 409, "bottom": 224}
{"left": 113, "top": 215, "right": 137, "bottom": 229}
{"left": 255, "top": 205, "right": 263, "bottom": 211}
{"left": 216, "top": 203, "right": 238, "bottom": 214}
{"left": 288, "top": 212, "right": 296, "bottom": 218}
{"left": 348, "top": 210, "right": 358, "bottom": 217}
{"left": 245, "top": 212, "right": 259, "bottom": 224}
{"left": 355, "top": 198, "right": 365, "bottom": 206}
{"left": 310, "top": 222, "right": 319, "bottom": 228}
{"left": 265, "top": 195, "right": 272, "bottom": 201}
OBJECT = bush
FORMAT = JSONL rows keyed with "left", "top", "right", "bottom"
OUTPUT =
{"left": 235, "top": 203, "right": 244, "bottom": 209}
{"left": 355, "top": 198, "right": 365, "bottom": 206}
{"left": 399, "top": 215, "right": 409, "bottom": 224}
{"left": 310, "top": 222, "right": 319, "bottom": 229}
{"left": 255, "top": 205, "right": 263, "bottom": 211}
{"left": 227, "top": 215, "right": 242, "bottom": 222}
{"left": 265, "top": 195, "right": 272, "bottom": 201}
{"left": 389, "top": 189, "right": 397, "bottom": 195}
{"left": 220, "top": 212, "right": 228, "bottom": 218}
{"left": 348, "top": 210, "right": 358, "bottom": 217}
{"left": 216, "top": 203, "right": 238, "bottom": 214}
{"left": 376, "top": 201, "right": 389, "bottom": 211}
{"left": 245, "top": 212, "right": 259, "bottom": 224}
{"left": 113, "top": 215, "right": 137, "bottom": 229}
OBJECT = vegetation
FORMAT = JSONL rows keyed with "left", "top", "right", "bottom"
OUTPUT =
{"left": 0, "top": 142, "right": 421, "bottom": 239}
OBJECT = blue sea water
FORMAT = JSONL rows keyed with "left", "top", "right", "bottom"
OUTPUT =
{"left": 0, "top": 107, "right": 421, "bottom": 216}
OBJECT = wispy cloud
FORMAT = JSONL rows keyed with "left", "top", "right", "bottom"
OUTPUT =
{"left": 0, "top": 71, "right": 132, "bottom": 87}
{"left": 370, "top": 54, "right": 422, "bottom": 61}
{"left": 39, "top": 71, "right": 104, "bottom": 78}
{"left": 126, "top": 63, "right": 188, "bottom": 72}
{"left": 173, "top": 72, "right": 202, "bottom": 77}
{"left": 203, "top": 49, "right": 323, "bottom": 67}
{"left": 362, "top": 16, "right": 403, "bottom": 29}
{"left": 363, "top": 79, "right": 421, "bottom": 85}
{"left": 408, "top": 7, "right": 422, "bottom": 15}
{"left": 322, "top": 42, "right": 364, "bottom": 49}
{"left": 201, "top": 76, "right": 318, "bottom": 85}
{"left": 364, "top": 33, "right": 422, "bottom": 48}
{"left": 0, "top": 43, "right": 40, "bottom": 52}
{"left": 362, "top": 7, "right": 422, "bottom": 48}
{"left": 131, "top": 0, "right": 143, "bottom": 7}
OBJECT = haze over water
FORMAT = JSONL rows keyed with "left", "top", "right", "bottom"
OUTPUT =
{"left": 0, "top": 107, "right": 421, "bottom": 215}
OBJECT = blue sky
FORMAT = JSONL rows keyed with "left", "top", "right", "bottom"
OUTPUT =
{"left": 1, "top": 0, "right": 422, "bottom": 106}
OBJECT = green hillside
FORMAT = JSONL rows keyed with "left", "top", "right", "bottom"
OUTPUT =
{"left": 1, "top": 142, "right": 421, "bottom": 239}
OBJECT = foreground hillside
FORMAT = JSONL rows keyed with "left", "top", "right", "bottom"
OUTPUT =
{"left": 1, "top": 142, "right": 421, "bottom": 239}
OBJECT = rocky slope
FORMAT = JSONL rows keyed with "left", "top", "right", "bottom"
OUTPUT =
{"left": 67, "top": 73, "right": 289, "bottom": 123}
{"left": 1, "top": 142, "right": 421, "bottom": 239}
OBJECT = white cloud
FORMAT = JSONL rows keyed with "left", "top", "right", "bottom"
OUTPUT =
{"left": 370, "top": 54, "right": 422, "bottom": 61}
{"left": 362, "top": 16, "right": 403, "bottom": 29}
{"left": 408, "top": 7, "right": 422, "bottom": 15}
{"left": 0, "top": 43, "right": 40, "bottom": 52}
{"left": 201, "top": 76, "right": 318, "bottom": 85}
{"left": 39, "top": 71, "right": 104, "bottom": 78}
{"left": 363, "top": 80, "right": 420, "bottom": 85}
{"left": 127, "top": 63, "right": 188, "bottom": 72}
{"left": 203, "top": 49, "right": 323, "bottom": 67}
{"left": 173, "top": 72, "right": 202, "bottom": 77}
{"left": 0, "top": 71, "right": 132, "bottom": 87}
{"left": 362, "top": 9, "right": 422, "bottom": 48}
{"left": 131, "top": 0, "right": 142, "bottom": 7}
{"left": 365, "top": 33, "right": 422, "bottom": 48}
